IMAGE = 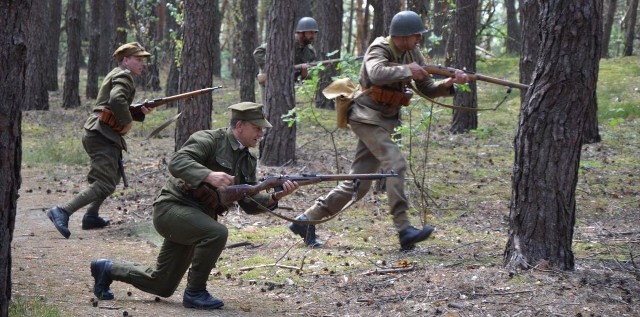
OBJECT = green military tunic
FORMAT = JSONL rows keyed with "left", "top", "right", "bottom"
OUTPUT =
{"left": 62, "top": 66, "right": 143, "bottom": 215}
{"left": 303, "top": 36, "right": 454, "bottom": 232}
{"left": 109, "top": 128, "right": 272, "bottom": 297}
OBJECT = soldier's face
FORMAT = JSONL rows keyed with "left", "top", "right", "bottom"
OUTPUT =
{"left": 236, "top": 121, "right": 265, "bottom": 148}
{"left": 299, "top": 31, "right": 316, "bottom": 45}
{"left": 395, "top": 34, "right": 422, "bottom": 51}
{"left": 122, "top": 56, "right": 146, "bottom": 76}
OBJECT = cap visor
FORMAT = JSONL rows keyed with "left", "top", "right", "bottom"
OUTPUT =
{"left": 251, "top": 119, "right": 272, "bottom": 128}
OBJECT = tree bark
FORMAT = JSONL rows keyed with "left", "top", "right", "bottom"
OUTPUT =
{"left": 431, "top": 0, "right": 451, "bottom": 58}
{"left": 601, "top": 0, "right": 617, "bottom": 58}
{"left": 259, "top": 0, "right": 297, "bottom": 166}
{"left": 86, "top": 0, "right": 101, "bottom": 99}
{"left": 0, "top": 1, "right": 29, "bottom": 315}
{"left": 24, "top": 0, "right": 50, "bottom": 110}
{"left": 313, "top": 0, "right": 343, "bottom": 109}
{"left": 505, "top": 0, "right": 522, "bottom": 55}
{"left": 623, "top": 0, "right": 638, "bottom": 56}
{"left": 174, "top": 0, "right": 216, "bottom": 150}
{"left": 519, "top": 0, "right": 539, "bottom": 85}
{"left": 505, "top": 0, "right": 602, "bottom": 271}
{"left": 450, "top": 0, "right": 478, "bottom": 134}
{"left": 212, "top": 0, "right": 222, "bottom": 78}
{"left": 46, "top": 0, "right": 62, "bottom": 91}
{"left": 63, "top": 0, "right": 83, "bottom": 110}
{"left": 238, "top": 0, "right": 258, "bottom": 102}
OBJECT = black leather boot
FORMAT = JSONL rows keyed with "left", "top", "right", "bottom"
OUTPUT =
{"left": 183, "top": 289, "right": 224, "bottom": 309}
{"left": 399, "top": 225, "right": 434, "bottom": 251}
{"left": 90, "top": 259, "right": 114, "bottom": 300}
{"left": 82, "top": 214, "right": 111, "bottom": 230}
{"left": 46, "top": 206, "right": 70, "bottom": 239}
{"left": 288, "top": 214, "right": 323, "bottom": 247}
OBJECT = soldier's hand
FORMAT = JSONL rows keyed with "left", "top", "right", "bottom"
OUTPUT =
{"left": 141, "top": 105, "right": 153, "bottom": 115}
{"left": 205, "top": 171, "right": 234, "bottom": 189}
{"left": 444, "top": 69, "right": 469, "bottom": 88}
{"left": 408, "top": 62, "right": 428, "bottom": 81}
{"left": 300, "top": 64, "right": 309, "bottom": 79}
{"left": 273, "top": 180, "right": 299, "bottom": 201}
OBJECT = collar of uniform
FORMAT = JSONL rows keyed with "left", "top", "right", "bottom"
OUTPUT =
{"left": 386, "top": 36, "right": 402, "bottom": 63}
{"left": 225, "top": 127, "right": 245, "bottom": 151}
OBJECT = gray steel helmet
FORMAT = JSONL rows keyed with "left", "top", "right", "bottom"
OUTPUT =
{"left": 296, "top": 17, "right": 319, "bottom": 32}
{"left": 389, "top": 11, "right": 427, "bottom": 36}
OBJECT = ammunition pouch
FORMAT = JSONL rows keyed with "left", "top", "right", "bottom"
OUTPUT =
{"left": 97, "top": 108, "right": 126, "bottom": 134}
{"left": 183, "top": 182, "right": 227, "bottom": 217}
{"left": 367, "top": 85, "right": 412, "bottom": 107}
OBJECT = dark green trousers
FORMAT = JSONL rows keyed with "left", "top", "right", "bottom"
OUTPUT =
{"left": 63, "top": 130, "right": 121, "bottom": 215}
{"left": 109, "top": 200, "right": 228, "bottom": 297}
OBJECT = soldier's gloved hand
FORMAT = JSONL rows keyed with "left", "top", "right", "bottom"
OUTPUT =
{"left": 205, "top": 171, "right": 235, "bottom": 189}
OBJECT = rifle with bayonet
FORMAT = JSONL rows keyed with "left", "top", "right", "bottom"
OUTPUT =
{"left": 257, "top": 56, "right": 363, "bottom": 85}
{"left": 189, "top": 172, "right": 398, "bottom": 215}
{"left": 130, "top": 86, "right": 223, "bottom": 117}
{"left": 423, "top": 64, "right": 529, "bottom": 90}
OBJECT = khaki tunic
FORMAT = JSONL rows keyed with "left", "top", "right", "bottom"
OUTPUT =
{"left": 304, "top": 36, "right": 454, "bottom": 233}
{"left": 109, "top": 128, "right": 273, "bottom": 297}
{"left": 62, "top": 66, "right": 141, "bottom": 215}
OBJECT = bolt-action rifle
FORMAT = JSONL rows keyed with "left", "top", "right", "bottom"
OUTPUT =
{"left": 129, "top": 86, "right": 223, "bottom": 117}
{"left": 257, "top": 56, "right": 363, "bottom": 85}
{"left": 423, "top": 65, "right": 529, "bottom": 90}
{"left": 189, "top": 172, "right": 398, "bottom": 215}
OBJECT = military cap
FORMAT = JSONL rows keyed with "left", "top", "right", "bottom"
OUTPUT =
{"left": 228, "top": 102, "right": 272, "bottom": 128}
{"left": 113, "top": 42, "right": 151, "bottom": 61}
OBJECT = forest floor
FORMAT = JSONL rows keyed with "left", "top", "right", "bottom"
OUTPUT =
{"left": 11, "top": 82, "right": 640, "bottom": 317}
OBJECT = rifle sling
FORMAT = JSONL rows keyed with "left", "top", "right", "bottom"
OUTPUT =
{"left": 247, "top": 196, "right": 357, "bottom": 225}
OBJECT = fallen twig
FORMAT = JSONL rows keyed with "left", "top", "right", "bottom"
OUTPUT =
{"left": 362, "top": 264, "right": 415, "bottom": 276}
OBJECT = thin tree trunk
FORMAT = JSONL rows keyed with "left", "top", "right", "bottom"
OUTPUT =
{"left": 86, "top": 0, "right": 101, "bottom": 99}
{"left": 174, "top": 0, "right": 217, "bottom": 149}
{"left": 601, "top": 0, "right": 617, "bottom": 58}
{"left": 623, "top": 0, "right": 638, "bottom": 56}
{"left": 259, "top": 0, "right": 297, "bottom": 166}
{"left": 450, "top": 0, "right": 478, "bottom": 134}
{"left": 238, "top": 0, "right": 258, "bottom": 102}
{"left": 24, "top": 0, "right": 50, "bottom": 110}
{"left": 313, "top": 0, "right": 343, "bottom": 109}
{"left": 63, "top": 0, "right": 84, "bottom": 109}
{"left": 46, "top": 0, "right": 62, "bottom": 91}
{"left": 505, "top": 0, "right": 521, "bottom": 55}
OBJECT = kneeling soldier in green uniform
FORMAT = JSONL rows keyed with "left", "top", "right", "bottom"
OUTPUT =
{"left": 90, "top": 102, "right": 299, "bottom": 310}
{"left": 47, "top": 42, "right": 153, "bottom": 238}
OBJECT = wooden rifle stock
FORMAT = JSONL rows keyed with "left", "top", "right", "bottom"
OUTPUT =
{"left": 423, "top": 64, "right": 529, "bottom": 90}
{"left": 217, "top": 172, "right": 397, "bottom": 207}
{"left": 129, "top": 86, "right": 223, "bottom": 116}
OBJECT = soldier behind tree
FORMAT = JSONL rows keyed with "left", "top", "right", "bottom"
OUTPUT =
{"left": 253, "top": 16, "right": 318, "bottom": 97}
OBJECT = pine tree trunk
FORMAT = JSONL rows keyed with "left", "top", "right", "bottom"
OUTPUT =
{"left": 505, "top": 0, "right": 602, "bottom": 271}
{"left": 0, "top": 2, "right": 30, "bottom": 315}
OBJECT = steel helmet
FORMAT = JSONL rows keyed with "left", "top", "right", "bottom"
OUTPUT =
{"left": 296, "top": 17, "right": 319, "bottom": 32}
{"left": 389, "top": 11, "right": 427, "bottom": 36}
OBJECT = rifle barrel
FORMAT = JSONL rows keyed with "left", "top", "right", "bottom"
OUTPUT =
{"left": 423, "top": 65, "right": 529, "bottom": 90}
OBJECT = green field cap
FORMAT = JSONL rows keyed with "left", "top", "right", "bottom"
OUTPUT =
{"left": 228, "top": 102, "right": 272, "bottom": 128}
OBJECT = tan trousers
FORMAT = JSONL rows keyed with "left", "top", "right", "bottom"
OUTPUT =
{"left": 304, "top": 121, "right": 411, "bottom": 232}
